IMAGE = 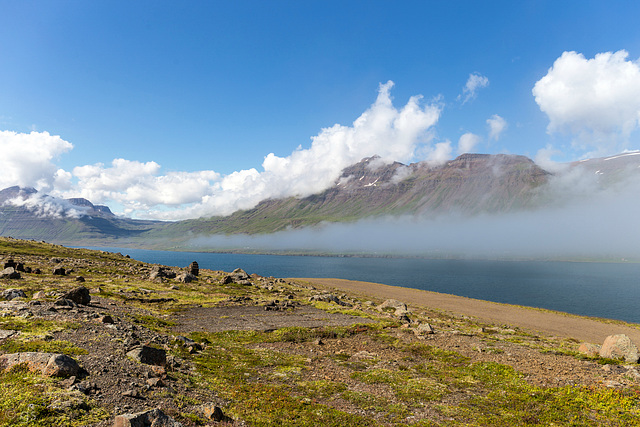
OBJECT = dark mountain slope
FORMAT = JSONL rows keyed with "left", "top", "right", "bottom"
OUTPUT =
{"left": 165, "top": 154, "right": 551, "bottom": 236}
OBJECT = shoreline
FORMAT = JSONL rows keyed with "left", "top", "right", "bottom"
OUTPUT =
{"left": 294, "top": 277, "right": 640, "bottom": 345}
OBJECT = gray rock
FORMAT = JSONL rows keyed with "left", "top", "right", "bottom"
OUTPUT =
{"left": 54, "top": 298, "right": 78, "bottom": 308}
{"left": 113, "top": 408, "right": 183, "bottom": 427}
{"left": 1, "top": 288, "right": 26, "bottom": 300}
{"left": 63, "top": 286, "right": 91, "bottom": 305}
{"left": 309, "top": 293, "right": 352, "bottom": 307}
{"left": 599, "top": 334, "right": 639, "bottom": 363}
{"left": 176, "top": 272, "right": 196, "bottom": 283}
{"left": 0, "top": 267, "right": 20, "bottom": 279}
{"left": 578, "top": 342, "right": 601, "bottom": 358}
{"left": 414, "top": 323, "right": 435, "bottom": 336}
{"left": 127, "top": 345, "right": 167, "bottom": 366}
{"left": 378, "top": 299, "right": 409, "bottom": 317}
{"left": 0, "top": 352, "right": 80, "bottom": 377}
{"left": 231, "top": 268, "right": 249, "bottom": 281}
{"left": 149, "top": 266, "right": 176, "bottom": 280}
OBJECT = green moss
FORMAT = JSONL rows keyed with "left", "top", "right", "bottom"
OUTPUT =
{"left": 0, "top": 339, "right": 87, "bottom": 355}
{"left": 0, "top": 365, "right": 109, "bottom": 426}
{"left": 0, "top": 317, "right": 79, "bottom": 336}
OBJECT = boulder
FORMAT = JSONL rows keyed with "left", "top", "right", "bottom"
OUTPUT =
{"left": 600, "top": 334, "right": 639, "bottom": 363}
{"left": 54, "top": 298, "right": 78, "bottom": 308}
{"left": 414, "top": 323, "right": 435, "bottom": 336}
{"left": 231, "top": 268, "right": 249, "bottom": 281}
{"left": 578, "top": 342, "right": 601, "bottom": 358}
{"left": 127, "top": 345, "right": 167, "bottom": 366}
{"left": 3, "top": 259, "right": 15, "bottom": 269}
{"left": 113, "top": 408, "right": 183, "bottom": 427}
{"left": 309, "top": 293, "right": 352, "bottom": 307}
{"left": 63, "top": 286, "right": 91, "bottom": 306}
{"left": 0, "top": 352, "right": 80, "bottom": 377}
{"left": 52, "top": 267, "right": 66, "bottom": 276}
{"left": 1, "top": 288, "right": 26, "bottom": 300}
{"left": 149, "top": 266, "right": 176, "bottom": 280}
{"left": 176, "top": 272, "right": 196, "bottom": 283}
{"left": 0, "top": 267, "right": 20, "bottom": 279}
{"left": 201, "top": 404, "right": 231, "bottom": 422}
{"left": 378, "top": 299, "right": 410, "bottom": 317}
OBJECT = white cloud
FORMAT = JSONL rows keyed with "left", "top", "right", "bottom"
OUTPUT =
{"left": 425, "top": 141, "right": 453, "bottom": 166}
{"left": 533, "top": 50, "right": 640, "bottom": 156}
{"left": 457, "top": 132, "right": 481, "bottom": 154}
{"left": 62, "top": 159, "right": 221, "bottom": 215}
{"left": 140, "top": 81, "right": 442, "bottom": 219}
{"left": 0, "top": 131, "right": 73, "bottom": 191}
{"left": 487, "top": 114, "right": 507, "bottom": 140}
{"left": 4, "top": 192, "right": 88, "bottom": 219}
{"left": 459, "top": 73, "right": 489, "bottom": 103}
{"left": 8, "top": 81, "right": 440, "bottom": 220}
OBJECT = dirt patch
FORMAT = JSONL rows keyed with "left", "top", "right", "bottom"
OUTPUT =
{"left": 172, "top": 304, "right": 375, "bottom": 334}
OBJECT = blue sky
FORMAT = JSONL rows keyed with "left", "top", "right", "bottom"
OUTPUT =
{"left": 1, "top": 1, "right": 640, "bottom": 219}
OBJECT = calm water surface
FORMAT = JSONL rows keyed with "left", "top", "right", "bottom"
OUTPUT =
{"left": 84, "top": 247, "right": 640, "bottom": 324}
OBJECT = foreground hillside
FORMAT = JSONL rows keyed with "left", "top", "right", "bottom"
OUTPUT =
{"left": 0, "top": 238, "right": 639, "bottom": 426}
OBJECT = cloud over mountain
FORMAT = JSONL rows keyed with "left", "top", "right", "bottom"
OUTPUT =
{"left": 0, "top": 82, "right": 441, "bottom": 220}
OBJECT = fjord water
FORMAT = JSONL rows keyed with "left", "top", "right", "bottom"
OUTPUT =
{"left": 90, "top": 247, "right": 640, "bottom": 324}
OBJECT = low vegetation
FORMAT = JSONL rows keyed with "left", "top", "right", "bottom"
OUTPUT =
{"left": 0, "top": 237, "right": 638, "bottom": 425}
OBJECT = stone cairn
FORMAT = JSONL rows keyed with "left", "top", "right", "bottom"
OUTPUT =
{"left": 188, "top": 261, "right": 199, "bottom": 276}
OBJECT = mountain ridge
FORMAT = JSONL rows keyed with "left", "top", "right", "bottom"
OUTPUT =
{"left": 0, "top": 152, "right": 637, "bottom": 248}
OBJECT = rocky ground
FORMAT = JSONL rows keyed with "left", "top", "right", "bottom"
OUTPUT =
{"left": 0, "top": 237, "right": 639, "bottom": 426}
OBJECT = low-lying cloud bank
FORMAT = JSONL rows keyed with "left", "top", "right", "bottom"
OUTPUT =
{"left": 189, "top": 164, "right": 640, "bottom": 260}
{"left": 189, "top": 200, "right": 640, "bottom": 260}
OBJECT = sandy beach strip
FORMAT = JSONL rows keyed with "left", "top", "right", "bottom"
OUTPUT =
{"left": 293, "top": 277, "right": 640, "bottom": 345}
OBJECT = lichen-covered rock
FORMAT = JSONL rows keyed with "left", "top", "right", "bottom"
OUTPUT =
{"left": 0, "top": 352, "right": 80, "bottom": 377}
{"left": 578, "top": 342, "right": 601, "bottom": 358}
{"left": 1, "top": 288, "right": 26, "bottom": 300}
{"left": 599, "top": 334, "right": 639, "bottom": 363}
{"left": 309, "top": 293, "right": 352, "bottom": 307}
{"left": 113, "top": 408, "right": 183, "bottom": 427}
{"left": 0, "top": 267, "right": 20, "bottom": 279}
{"left": 378, "top": 299, "right": 409, "bottom": 317}
{"left": 176, "top": 272, "right": 196, "bottom": 283}
{"left": 414, "top": 322, "right": 435, "bottom": 336}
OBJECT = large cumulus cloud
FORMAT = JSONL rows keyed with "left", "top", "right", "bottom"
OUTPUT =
{"left": 2, "top": 81, "right": 442, "bottom": 220}
{"left": 138, "top": 81, "right": 441, "bottom": 219}
{"left": 0, "top": 130, "right": 73, "bottom": 191}
{"left": 533, "top": 50, "right": 640, "bottom": 156}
